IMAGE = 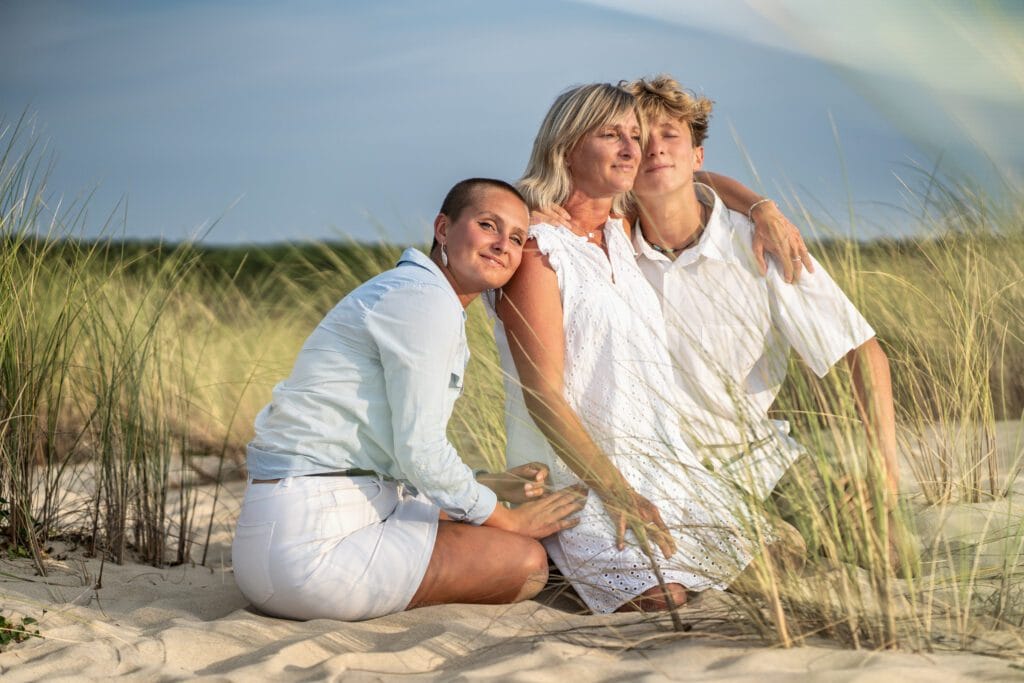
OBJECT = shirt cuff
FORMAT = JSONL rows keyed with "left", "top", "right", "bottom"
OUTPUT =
{"left": 463, "top": 483, "right": 499, "bottom": 526}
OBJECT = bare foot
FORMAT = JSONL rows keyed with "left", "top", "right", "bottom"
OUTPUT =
{"left": 616, "top": 583, "right": 688, "bottom": 612}
{"left": 729, "top": 520, "right": 807, "bottom": 596}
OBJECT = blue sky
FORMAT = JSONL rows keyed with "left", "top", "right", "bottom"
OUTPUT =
{"left": 1, "top": 0, "right": 1021, "bottom": 244}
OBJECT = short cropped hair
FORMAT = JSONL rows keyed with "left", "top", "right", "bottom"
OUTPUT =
{"left": 518, "top": 83, "right": 638, "bottom": 216}
{"left": 624, "top": 74, "right": 713, "bottom": 147}
{"left": 431, "top": 177, "right": 527, "bottom": 252}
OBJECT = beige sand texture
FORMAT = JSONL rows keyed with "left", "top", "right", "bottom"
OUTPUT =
{"left": 2, "top": 540, "right": 1021, "bottom": 682}
{"left": 3, "top": 422, "right": 1024, "bottom": 681}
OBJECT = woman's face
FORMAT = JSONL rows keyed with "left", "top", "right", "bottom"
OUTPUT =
{"left": 632, "top": 114, "right": 704, "bottom": 200}
{"left": 436, "top": 186, "right": 528, "bottom": 296}
{"left": 566, "top": 110, "right": 641, "bottom": 199}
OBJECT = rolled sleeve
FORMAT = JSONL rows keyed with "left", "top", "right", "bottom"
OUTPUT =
{"left": 768, "top": 255, "right": 876, "bottom": 378}
{"left": 366, "top": 284, "right": 497, "bottom": 524}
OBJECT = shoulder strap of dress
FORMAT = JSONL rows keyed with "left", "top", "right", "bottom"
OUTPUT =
{"left": 528, "top": 223, "right": 573, "bottom": 255}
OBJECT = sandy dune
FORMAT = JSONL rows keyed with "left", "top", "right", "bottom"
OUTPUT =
{"left": 3, "top": 527, "right": 1020, "bottom": 681}
{"left": 4, "top": 421, "right": 1024, "bottom": 680}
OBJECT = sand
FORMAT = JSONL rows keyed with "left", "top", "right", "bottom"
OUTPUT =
{"left": 3, "top": 526, "right": 1020, "bottom": 682}
{"left": 3, "top": 422, "right": 1024, "bottom": 680}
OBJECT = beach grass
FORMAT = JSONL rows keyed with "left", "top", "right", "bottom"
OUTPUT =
{"left": 2, "top": 119, "right": 1024, "bottom": 658}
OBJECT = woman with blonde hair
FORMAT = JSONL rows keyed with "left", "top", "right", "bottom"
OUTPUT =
{"left": 496, "top": 83, "right": 801, "bottom": 613}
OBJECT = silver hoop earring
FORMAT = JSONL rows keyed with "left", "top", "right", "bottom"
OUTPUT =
{"left": 441, "top": 243, "right": 449, "bottom": 267}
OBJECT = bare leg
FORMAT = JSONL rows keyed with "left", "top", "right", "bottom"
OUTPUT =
{"left": 407, "top": 521, "right": 549, "bottom": 609}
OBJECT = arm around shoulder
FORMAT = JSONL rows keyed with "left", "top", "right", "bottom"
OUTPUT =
{"left": 697, "top": 170, "right": 812, "bottom": 281}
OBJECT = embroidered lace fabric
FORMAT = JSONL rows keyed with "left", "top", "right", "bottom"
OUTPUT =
{"left": 495, "top": 219, "right": 766, "bottom": 614}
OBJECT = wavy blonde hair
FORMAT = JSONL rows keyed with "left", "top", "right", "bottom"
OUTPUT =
{"left": 518, "top": 83, "right": 638, "bottom": 215}
{"left": 623, "top": 74, "right": 713, "bottom": 146}
{"left": 621, "top": 75, "right": 714, "bottom": 217}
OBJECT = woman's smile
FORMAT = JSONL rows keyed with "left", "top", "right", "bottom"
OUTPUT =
{"left": 480, "top": 252, "right": 509, "bottom": 269}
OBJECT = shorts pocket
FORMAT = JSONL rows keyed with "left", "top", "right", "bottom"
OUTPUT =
{"left": 322, "top": 479, "right": 395, "bottom": 538}
{"left": 232, "top": 521, "right": 276, "bottom": 606}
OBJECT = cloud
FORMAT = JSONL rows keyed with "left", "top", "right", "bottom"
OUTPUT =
{"left": 573, "top": 0, "right": 1024, "bottom": 104}
{"left": 2, "top": 0, "right": 1018, "bottom": 243}
{"left": 573, "top": 0, "right": 1024, "bottom": 184}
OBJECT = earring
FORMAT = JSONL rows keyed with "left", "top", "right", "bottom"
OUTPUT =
{"left": 441, "top": 243, "right": 449, "bottom": 267}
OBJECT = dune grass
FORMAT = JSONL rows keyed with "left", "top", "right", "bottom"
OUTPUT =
{"left": 2, "top": 120, "right": 1024, "bottom": 658}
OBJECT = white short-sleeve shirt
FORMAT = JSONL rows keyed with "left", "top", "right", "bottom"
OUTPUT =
{"left": 633, "top": 185, "right": 875, "bottom": 495}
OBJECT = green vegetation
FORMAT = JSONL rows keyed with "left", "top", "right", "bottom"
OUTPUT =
{"left": 0, "top": 613, "right": 39, "bottom": 650}
{"left": 2, "top": 119, "right": 1023, "bottom": 656}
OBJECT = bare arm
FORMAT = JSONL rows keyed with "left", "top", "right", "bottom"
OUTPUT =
{"left": 498, "top": 244, "right": 632, "bottom": 496}
{"left": 696, "top": 170, "right": 813, "bottom": 283}
{"left": 845, "top": 338, "right": 899, "bottom": 497}
{"left": 497, "top": 242, "right": 675, "bottom": 556}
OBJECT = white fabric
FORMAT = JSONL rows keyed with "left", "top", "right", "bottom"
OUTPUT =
{"left": 232, "top": 475, "right": 438, "bottom": 622}
{"left": 247, "top": 248, "right": 496, "bottom": 525}
{"left": 495, "top": 219, "right": 763, "bottom": 614}
{"left": 633, "top": 184, "right": 876, "bottom": 497}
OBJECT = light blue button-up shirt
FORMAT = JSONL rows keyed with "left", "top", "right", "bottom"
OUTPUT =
{"left": 247, "top": 248, "right": 498, "bottom": 525}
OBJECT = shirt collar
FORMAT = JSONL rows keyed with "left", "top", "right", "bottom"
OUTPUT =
{"left": 694, "top": 183, "right": 736, "bottom": 264}
{"left": 632, "top": 219, "right": 667, "bottom": 261}
{"left": 397, "top": 246, "right": 442, "bottom": 275}
{"left": 397, "top": 247, "right": 467, "bottom": 319}
{"left": 633, "top": 183, "right": 736, "bottom": 266}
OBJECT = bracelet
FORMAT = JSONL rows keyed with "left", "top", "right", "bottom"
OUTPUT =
{"left": 747, "top": 197, "right": 774, "bottom": 221}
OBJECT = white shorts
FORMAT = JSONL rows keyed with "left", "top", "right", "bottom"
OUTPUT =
{"left": 232, "top": 475, "right": 439, "bottom": 621}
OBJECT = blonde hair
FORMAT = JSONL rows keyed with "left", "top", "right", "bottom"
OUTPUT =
{"left": 518, "top": 83, "right": 638, "bottom": 215}
{"left": 621, "top": 75, "right": 714, "bottom": 218}
{"left": 624, "top": 74, "right": 713, "bottom": 146}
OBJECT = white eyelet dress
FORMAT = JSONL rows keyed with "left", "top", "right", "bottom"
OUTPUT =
{"left": 496, "top": 219, "right": 767, "bottom": 614}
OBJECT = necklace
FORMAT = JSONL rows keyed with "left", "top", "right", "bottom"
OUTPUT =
{"left": 645, "top": 202, "right": 710, "bottom": 257}
{"left": 647, "top": 227, "right": 702, "bottom": 256}
{"left": 584, "top": 225, "right": 605, "bottom": 240}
